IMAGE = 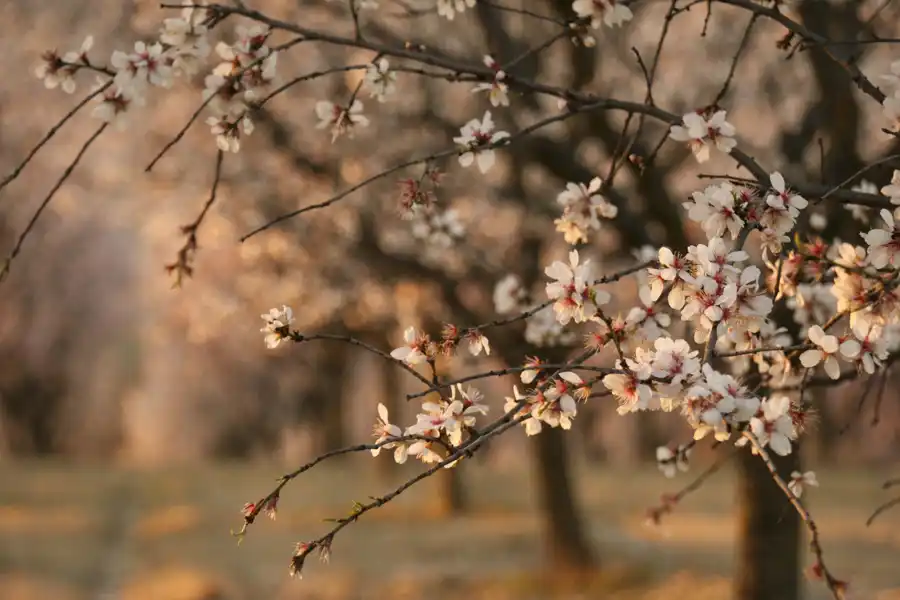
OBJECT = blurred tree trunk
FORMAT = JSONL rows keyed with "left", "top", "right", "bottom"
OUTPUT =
{"left": 433, "top": 468, "right": 467, "bottom": 515}
{"left": 532, "top": 426, "right": 595, "bottom": 569}
{"left": 484, "top": 329, "right": 595, "bottom": 569}
{"left": 813, "top": 392, "right": 837, "bottom": 463}
{"left": 734, "top": 447, "right": 801, "bottom": 600}
{"left": 576, "top": 403, "right": 606, "bottom": 462}
{"left": 0, "top": 377, "right": 61, "bottom": 454}
{"left": 635, "top": 413, "right": 663, "bottom": 462}
{"left": 320, "top": 346, "right": 349, "bottom": 452}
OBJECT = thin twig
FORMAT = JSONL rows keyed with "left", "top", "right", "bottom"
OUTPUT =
{"left": 0, "top": 123, "right": 108, "bottom": 284}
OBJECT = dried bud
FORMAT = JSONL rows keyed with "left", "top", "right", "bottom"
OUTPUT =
{"left": 584, "top": 331, "right": 607, "bottom": 352}
{"left": 441, "top": 323, "right": 460, "bottom": 341}
{"left": 318, "top": 536, "right": 333, "bottom": 564}
{"left": 290, "top": 542, "right": 314, "bottom": 579}
{"left": 289, "top": 553, "right": 307, "bottom": 579}
{"left": 263, "top": 493, "right": 279, "bottom": 520}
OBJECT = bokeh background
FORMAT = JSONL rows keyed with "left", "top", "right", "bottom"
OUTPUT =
{"left": 1, "top": 0, "right": 900, "bottom": 599}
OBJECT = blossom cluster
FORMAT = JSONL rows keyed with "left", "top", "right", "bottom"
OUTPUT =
{"left": 35, "top": 5, "right": 217, "bottom": 131}
{"left": 554, "top": 177, "right": 619, "bottom": 245}
{"left": 669, "top": 108, "right": 737, "bottom": 164}
{"left": 371, "top": 385, "right": 488, "bottom": 467}
{"left": 880, "top": 59, "right": 900, "bottom": 130}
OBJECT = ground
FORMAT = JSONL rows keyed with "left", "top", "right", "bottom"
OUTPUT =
{"left": 1, "top": 457, "right": 899, "bottom": 600}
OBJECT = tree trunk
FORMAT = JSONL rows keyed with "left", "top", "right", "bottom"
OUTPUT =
{"left": 734, "top": 448, "right": 801, "bottom": 600}
{"left": 432, "top": 467, "right": 467, "bottom": 516}
{"left": 813, "top": 391, "right": 837, "bottom": 464}
{"left": 319, "top": 347, "right": 349, "bottom": 452}
{"left": 531, "top": 426, "right": 595, "bottom": 570}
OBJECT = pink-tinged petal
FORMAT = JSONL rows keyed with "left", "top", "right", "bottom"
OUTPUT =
{"left": 799, "top": 349, "right": 821, "bottom": 368}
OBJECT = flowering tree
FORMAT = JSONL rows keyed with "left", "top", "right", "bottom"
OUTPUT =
{"left": 6, "top": 0, "right": 900, "bottom": 597}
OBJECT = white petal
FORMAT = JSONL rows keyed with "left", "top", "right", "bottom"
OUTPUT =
{"left": 839, "top": 340, "right": 860, "bottom": 358}
{"left": 770, "top": 172, "right": 785, "bottom": 193}
{"left": 799, "top": 349, "right": 822, "bottom": 368}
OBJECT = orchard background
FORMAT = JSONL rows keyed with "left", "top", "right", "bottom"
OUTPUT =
{"left": 1, "top": 0, "right": 900, "bottom": 599}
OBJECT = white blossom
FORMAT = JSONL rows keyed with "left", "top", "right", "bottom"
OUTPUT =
{"left": 371, "top": 403, "right": 408, "bottom": 464}
{"left": 315, "top": 99, "right": 369, "bottom": 142}
{"left": 159, "top": 5, "right": 211, "bottom": 76}
{"left": 411, "top": 208, "right": 465, "bottom": 248}
{"left": 788, "top": 470, "right": 819, "bottom": 498}
{"left": 437, "top": 0, "right": 475, "bottom": 20}
{"left": 554, "top": 177, "right": 618, "bottom": 244}
{"left": 111, "top": 41, "right": 174, "bottom": 91}
{"left": 91, "top": 80, "right": 144, "bottom": 130}
{"left": 206, "top": 114, "right": 253, "bottom": 153}
{"left": 881, "top": 170, "right": 900, "bottom": 205}
{"left": 493, "top": 275, "right": 528, "bottom": 314}
{"left": 849, "top": 321, "right": 889, "bottom": 374}
{"left": 35, "top": 36, "right": 93, "bottom": 93}
{"left": 799, "top": 325, "right": 858, "bottom": 379}
{"left": 391, "top": 326, "right": 428, "bottom": 365}
{"left": 684, "top": 182, "right": 744, "bottom": 240}
{"left": 748, "top": 395, "right": 795, "bottom": 456}
{"left": 544, "top": 250, "right": 610, "bottom": 324}
{"left": 467, "top": 331, "right": 491, "bottom": 357}
{"left": 260, "top": 305, "right": 294, "bottom": 349}
{"left": 861, "top": 209, "right": 900, "bottom": 269}
{"left": 364, "top": 58, "right": 397, "bottom": 103}
{"left": 572, "top": 0, "right": 633, "bottom": 29}
{"left": 453, "top": 111, "right": 509, "bottom": 174}
{"left": 669, "top": 110, "right": 736, "bottom": 164}
{"left": 656, "top": 445, "right": 690, "bottom": 478}
{"left": 471, "top": 55, "right": 509, "bottom": 107}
